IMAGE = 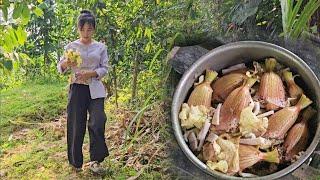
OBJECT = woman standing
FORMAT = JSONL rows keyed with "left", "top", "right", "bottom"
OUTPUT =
{"left": 57, "top": 10, "right": 109, "bottom": 174}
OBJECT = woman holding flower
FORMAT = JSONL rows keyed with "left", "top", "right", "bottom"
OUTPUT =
{"left": 57, "top": 9, "right": 109, "bottom": 174}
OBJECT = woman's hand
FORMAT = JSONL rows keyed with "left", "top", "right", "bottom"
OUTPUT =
{"left": 61, "top": 58, "right": 77, "bottom": 70}
{"left": 75, "top": 70, "right": 98, "bottom": 81}
{"left": 66, "top": 59, "right": 78, "bottom": 67}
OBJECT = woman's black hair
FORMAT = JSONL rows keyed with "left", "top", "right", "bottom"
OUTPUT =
{"left": 78, "top": 10, "right": 96, "bottom": 29}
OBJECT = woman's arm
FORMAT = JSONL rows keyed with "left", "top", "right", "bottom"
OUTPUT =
{"left": 94, "top": 44, "right": 109, "bottom": 80}
{"left": 57, "top": 57, "right": 68, "bottom": 74}
{"left": 59, "top": 60, "right": 68, "bottom": 71}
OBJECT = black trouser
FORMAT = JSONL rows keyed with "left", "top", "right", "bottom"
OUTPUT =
{"left": 67, "top": 83, "right": 109, "bottom": 168}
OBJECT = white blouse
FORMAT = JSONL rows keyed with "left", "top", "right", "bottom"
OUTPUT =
{"left": 57, "top": 39, "right": 109, "bottom": 99}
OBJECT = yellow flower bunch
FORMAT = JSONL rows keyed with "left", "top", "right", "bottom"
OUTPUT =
{"left": 65, "top": 49, "right": 82, "bottom": 66}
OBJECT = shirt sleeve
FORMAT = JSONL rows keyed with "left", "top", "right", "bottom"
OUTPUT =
{"left": 57, "top": 44, "right": 70, "bottom": 74}
{"left": 94, "top": 44, "right": 109, "bottom": 80}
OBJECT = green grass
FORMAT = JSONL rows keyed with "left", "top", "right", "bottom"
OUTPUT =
{"left": 0, "top": 82, "right": 68, "bottom": 123}
{"left": 0, "top": 82, "right": 68, "bottom": 144}
{"left": 0, "top": 81, "right": 168, "bottom": 179}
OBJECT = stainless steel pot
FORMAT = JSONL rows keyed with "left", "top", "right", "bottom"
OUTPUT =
{"left": 171, "top": 41, "right": 320, "bottom": 179}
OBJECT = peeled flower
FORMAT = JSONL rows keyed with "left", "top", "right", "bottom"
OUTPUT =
{"left": 216, "top": 134, "right": 240, "bottom": 175}
{"left": 284, "top": 107, "right": 316, "bottom": 161}
{"left": 221, "top": 63, "right": 247, "bottom": 75}
{"left": 239, "top": 172, "right": 258, "bottom": 178}
{"left": 194, "top": 75, "right": 204, "bottom": 86}
{"left": 183, "top": 130, "right": 192, "bottom": 142}
{"left": 179, "top": 103, "right": 210, "bottom": 129}
{"left": 202, "top": 141, "right": 221, "bottom": 162}
{"left": 258, "top": 58, "right": 286, "bottom": 110}
{"left": 263, "top": 94, "right": 312, "bottom": 139}
{"left": 283, "top": 70, "right": 303, "bottom": 100}
{"left": 207, "top": 160, "right": 228, "bottom": 173}
{"left": 239, "top": 144, "right": 280, "bottom": 171}
{"left": 256, "top": 110, "right": 274, "bottom": 118}
{"left": 211, "top": 73, "right": 247, "bottom": 102}
{"left": 188, "top": 131, "right": 198, "bottom": 152}
{"left": 252, "top": 101, "right": 260, "bottom": 115}
{"left": 213, "top": 78, "right": 257, "bottom": 133}
{"left": 206, "top": 132, "right": 219, "bottom": 143}
{"left": 211, "top": 103, "right": 222, "bottom": 125}
{"left": 240, "top": 137, "right": 272, "bottom": 149}
{"left": 197, "top": 119, "right": 211, "bottom": 151}
{"left": 239, "top": 104, "right": 268, "bottom": 137}
{"left": 253, "top": 61, "right": 264, "bottom": 76}
{"left": 179, "top": 103, "right": 189, "bottom": 121}
{"left": 188, "top": 70, "right": 218, "bottom": 108}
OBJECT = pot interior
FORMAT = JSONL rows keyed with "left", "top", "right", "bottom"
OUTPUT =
{"left": 172, "top": 41, "right": 320, "bottom": 179}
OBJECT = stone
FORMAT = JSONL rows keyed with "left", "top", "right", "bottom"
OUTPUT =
{"left": 168, "top": 45, "right": 209, "bottom": 74}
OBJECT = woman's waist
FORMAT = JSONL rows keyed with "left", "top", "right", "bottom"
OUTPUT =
{"left": 71, "top": 66, "right": 96, "bottom": 72}
{"left": 69, "top": 77, "right": 103, "bottom": 86}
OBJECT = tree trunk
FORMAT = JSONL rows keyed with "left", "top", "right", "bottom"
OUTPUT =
{"left": 131, "top": 52, "right": 139, "bottom": 103}
{"left": 43, "top": 24, "right": 49, "bottom": 79}
{"left": 113, "top": 54, "right": 119, "bottom": 108}
{"left": 108, "top": 24, "right": 119, "bottom": 107}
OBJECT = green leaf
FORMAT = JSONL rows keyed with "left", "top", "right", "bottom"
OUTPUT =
{"left": 8, "top": 27, "right": 18, "bottom": 47}
{"left": 2, "top": 0, "right": 10, "bottom": 7}
{"left": 290, "top": 0, "right": 320, "bottom": 38}
{"left": 2, "top": 27, "right": 20, "bottom": 53}
{"left": 19, "top": 52, "right": 31, "bottom": 65}
{"left": 280, "top": 0, "right": 289, "bottom": 36}
{"left": 189, "top": 8, "right": 196, "bottom": 20}
{"left": 281, "top": 0, "right": 320, "bottom": 38}
{"left": 12, "top": 4, "right": 23, "bottom": 19}
{"left": 16, "top": 26, "right": 27, "bottom": 45}
{"left": 144, "top": 41, "right": 152, "bottom": 53}
{"left": 148, "top": 49, "right": 163, "bottom": 71}
{"left": 33, "top": 6, "right": 44, "bottom": 17}
{"left": 12, "top": 57, "right": 19, "bottom": 71}
{"left": 287, "top": 0, "right": 303, "bottom": 32}
{"left": 2, "top": 60, "right": 13, "bottom": 71}
{"left": 310, "top": 25, "right": 318, "bottom": 34}
{"left": 3, "top": 35, "right": 13, "bottom": 52}
{"left": 144, "top": 27, "right": 152, "bottom": 40}
{"left": 37, "top": 0, "right": 43, "bottom": 3}
{"left": 136, "top": 26, "right": 143, "bottom": 39}
{"left": 38, "top": 2, "right": 48, "bottom": 10}
{"left": 231, "top": 0, "right": 262, "bottom": 25}
{"left": 13, "top": 51, "right": 20, "bottom": 62}
{"left": 21, "top": 3, "right": 31, "bottom": 25}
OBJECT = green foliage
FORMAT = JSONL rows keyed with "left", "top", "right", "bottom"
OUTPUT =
{"left": 224, "top": 0, "right": 263, "bottom": 25}
{"left": 0, "top": 1, "right": 42, "bottom": 51}
{"left": 33, "top": 6, "right": 44, "bottom": 17}
{"left": 1, "top": 0, "right": 222, "bottom": 106}
{"left": 281, "top": 0, "right": 320, "bottom": 38}
{"left": 217, "top": 0, "right": 319, "bottom": 39}
{"left": 0, "top": 0, "right": 46, "bottom": 85}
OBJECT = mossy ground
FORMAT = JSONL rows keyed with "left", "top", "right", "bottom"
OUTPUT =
{"left": 0, "top": 82, "right": 169, "bottom": 179}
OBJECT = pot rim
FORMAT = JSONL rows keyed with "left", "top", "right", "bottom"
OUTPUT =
{"left": 171, "top": 41, "right": 320, "bottom": 179}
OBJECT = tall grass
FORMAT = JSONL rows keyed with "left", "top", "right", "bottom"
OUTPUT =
{"left": 281, "top": 0, "right": 320, "bottom": 38}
